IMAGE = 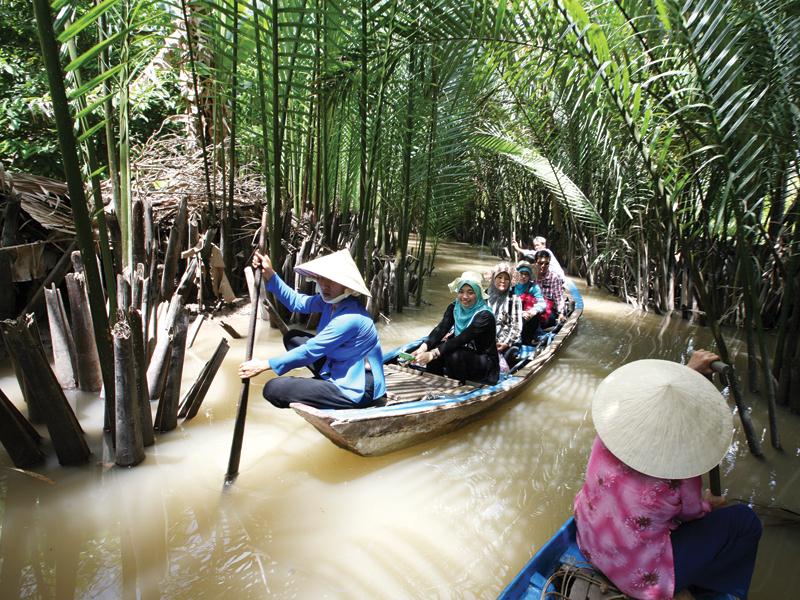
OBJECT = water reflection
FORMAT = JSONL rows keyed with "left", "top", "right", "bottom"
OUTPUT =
{"left": 0, "top": 240, "right": 798, "bottom": 599}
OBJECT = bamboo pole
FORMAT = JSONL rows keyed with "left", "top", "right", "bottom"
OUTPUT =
{"left": 226, "top": 209, "right": 268, "bottom": 484}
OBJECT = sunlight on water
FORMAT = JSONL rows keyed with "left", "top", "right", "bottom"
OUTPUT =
{"left": 0, "top": 240, "right": 798, "bottom": 599}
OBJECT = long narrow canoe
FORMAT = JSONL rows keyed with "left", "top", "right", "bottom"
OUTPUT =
{"left": 498, "top": 517, "right": 736, "bottom": 599}
{"left": 289, "top": 282, "right": 583, "bottom": 456}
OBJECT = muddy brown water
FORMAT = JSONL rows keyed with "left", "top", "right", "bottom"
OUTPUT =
{"left": 0, "top": 240, "right": 798, "bottom": 599}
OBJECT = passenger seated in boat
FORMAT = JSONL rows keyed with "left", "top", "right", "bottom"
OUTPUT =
{"left": 513, "top": 261, "right": 546, "bottom": 345}
{"left": 512, "top": 235, "right": 565, "bottom": 278}
{"left": 411, "top": 271, "right": 499, "bottom": 385}
{"left": 486, "top": 262, "right": 523, "bottom": 356}
{"left": 573, "top": 350, "right": 761, "bottom": 600}
{"left": 532, "top": 250, "right": 565, "bottom": 329}
{"left": 238, "top": 249, "right": 386, "bottom": 409}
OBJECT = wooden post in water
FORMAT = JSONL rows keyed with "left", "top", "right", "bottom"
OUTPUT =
{"left": 113, "top": 315, "right": 145, "bottom": 466}
{"left": 0, "top": 386, "right": 45, "bottom": 467}
{"left": 44, "top": 284, "right": 78, "bottom": 389}
{"left": 128, "top": 307, "right": 154, "bottom": 446}
{"left": 146, "top": 260, "right": 197, "bottom": 401}
{"left": 0, "top": 315, "right": 90, "bottom": 465}
{"left": 153, "top": 305, "right": 188, "bottom": 432}
{"left": 178, "top": 338, "right": 230, "bottom": 420}
{"left": 65, "top": 272, "right": 103, "bottom": 392}
{"left": 160, "top": 197, "right": 188, "bottom": 300}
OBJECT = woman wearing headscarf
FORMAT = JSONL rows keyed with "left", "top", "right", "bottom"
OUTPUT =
{"left": 513, "top": 261, "right": 546, "bottom": 344}
{"left": 411, "top": 271, "right": 499, "bottom": 384}
{"left": 238, "top": 249, "right": 386, "bottom": 409}
{"left": 574, "top": 350, "right": 761, "bottom": 600}
{"left": 486, "top": 262, "right": 523, "bottom": 355}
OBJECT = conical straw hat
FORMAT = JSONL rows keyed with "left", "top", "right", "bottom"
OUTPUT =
{"left": 591, "top": 359, "right": 733, "bottom": 479}
{"left": 294, "top": 250, "right": 371, "bottom": 297}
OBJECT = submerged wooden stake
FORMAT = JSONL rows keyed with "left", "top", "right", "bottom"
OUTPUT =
{"left": 178, "top": 338, "right": 229, "bottom": 420}
{"left": 0, "top": 315, "right": 90, "bottom": 465}
{"left": 186, "top": 314, "right": 205, "bottom": 349}
{"left": 128, "top": 308, "right": 154, "bottom": 447}
{"left": 0, "top": 386, "right": 45, "bottom": 468}
{"left": 44, "top": 284, "right": 79, "bottom": 389}
{"left": 65, "top": 272, "right": 102, "bottom": 392}
{"left": 153, "top": 306, "right": 188, "bottom": 432}
{"left": 146, "top": 259, "right": 197, "bottom": 401}
{"left": 160, "top": 196, "right": 188, "bottom": 300}
{"left": 113, "top": 316, "right": 145, "bottom": 467}
{"left": 4, "top": 334, "right": 43, "bottom": 423}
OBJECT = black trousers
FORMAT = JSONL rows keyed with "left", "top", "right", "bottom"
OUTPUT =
{"left": 425, "top": 348, "right": 498, "bottom": 384}
{"left": 520, "top": 317, "right": 543, "bottom": 345}
{"left": 262, "top": 329, "right": 377, "bottom": 409}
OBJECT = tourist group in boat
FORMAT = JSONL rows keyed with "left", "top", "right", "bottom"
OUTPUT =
{"left": 237, "top": 238, "right": 761, "bottom": 600}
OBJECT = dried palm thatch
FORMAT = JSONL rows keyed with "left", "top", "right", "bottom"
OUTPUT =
{"left": 127, "top": 126, "right": 265, "bottom": 225}
{"left": 0, "top": 162, "right": 74, "bottom": 235}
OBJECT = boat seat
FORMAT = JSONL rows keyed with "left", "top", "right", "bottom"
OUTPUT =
{"left": 382, "top": 363, "right": 476, "bottom": 405}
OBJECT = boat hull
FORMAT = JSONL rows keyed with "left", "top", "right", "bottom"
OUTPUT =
{"left": 290, "top": 283, "right": 583, "bottom": 456}
{"left": 499, "top": 517, "right": 737, "bottom": 599}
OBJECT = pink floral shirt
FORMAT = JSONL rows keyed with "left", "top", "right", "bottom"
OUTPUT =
{"left": 573, "top": 437, "right": 711, "bottom": 600}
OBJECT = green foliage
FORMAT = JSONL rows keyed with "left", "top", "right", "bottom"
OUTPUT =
{"left": 0, "top": 0, "right": 60, "bottom": 176}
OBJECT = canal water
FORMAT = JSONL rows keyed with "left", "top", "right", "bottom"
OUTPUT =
{"left": 0, "top": 240, "right": 797, "bottom": 599}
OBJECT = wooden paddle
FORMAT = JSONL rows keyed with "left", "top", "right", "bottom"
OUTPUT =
{"left": 225, "top": 209, "right": 268, "bottom": 485}
{"left": 707, "top": 358, "right": 732, "bottom": 497}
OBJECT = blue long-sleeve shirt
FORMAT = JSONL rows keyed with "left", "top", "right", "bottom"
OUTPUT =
{"left": 265, "top": 274, "right": 386, "bottom": 403}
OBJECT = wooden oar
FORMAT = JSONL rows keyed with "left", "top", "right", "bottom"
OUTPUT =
{"left": 707, "top": 358, "right": 731, "bottom": 497}
{"left": 225, "top": 209, "right": 268, "bottom": 485}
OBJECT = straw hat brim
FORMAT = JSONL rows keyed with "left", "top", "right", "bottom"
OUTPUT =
{"left": 294, "top": 250, "right": 371, "bottom": 297}
{"left": 591, "top": 359, "right": 732, "bottom": 479}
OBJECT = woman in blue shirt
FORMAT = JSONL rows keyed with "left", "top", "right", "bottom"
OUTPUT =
{"left": 238, "top": 249, "right": 386, "bottom": 409}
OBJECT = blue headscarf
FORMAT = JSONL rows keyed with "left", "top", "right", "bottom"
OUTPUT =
{"left": 448, "top": 272, "right": 491, "bottom": 335}
{"left": 514, "top": 262, "right": 534, "bottom": 296}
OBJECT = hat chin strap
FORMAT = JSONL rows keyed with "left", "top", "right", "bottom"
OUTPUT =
{"left": 315, "top": 282, "right": 352, "bottom": 304}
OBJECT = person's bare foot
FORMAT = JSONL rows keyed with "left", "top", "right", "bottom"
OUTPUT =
{"left": 672, "top": 590, "right": 695, "bottom": 600}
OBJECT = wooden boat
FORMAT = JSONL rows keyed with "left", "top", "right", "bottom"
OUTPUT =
{"left": 289, "top": 282, "right": 583, "bottom": 456}
{"left": 499, "top": 517, "right": 736, "bottom": 600}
